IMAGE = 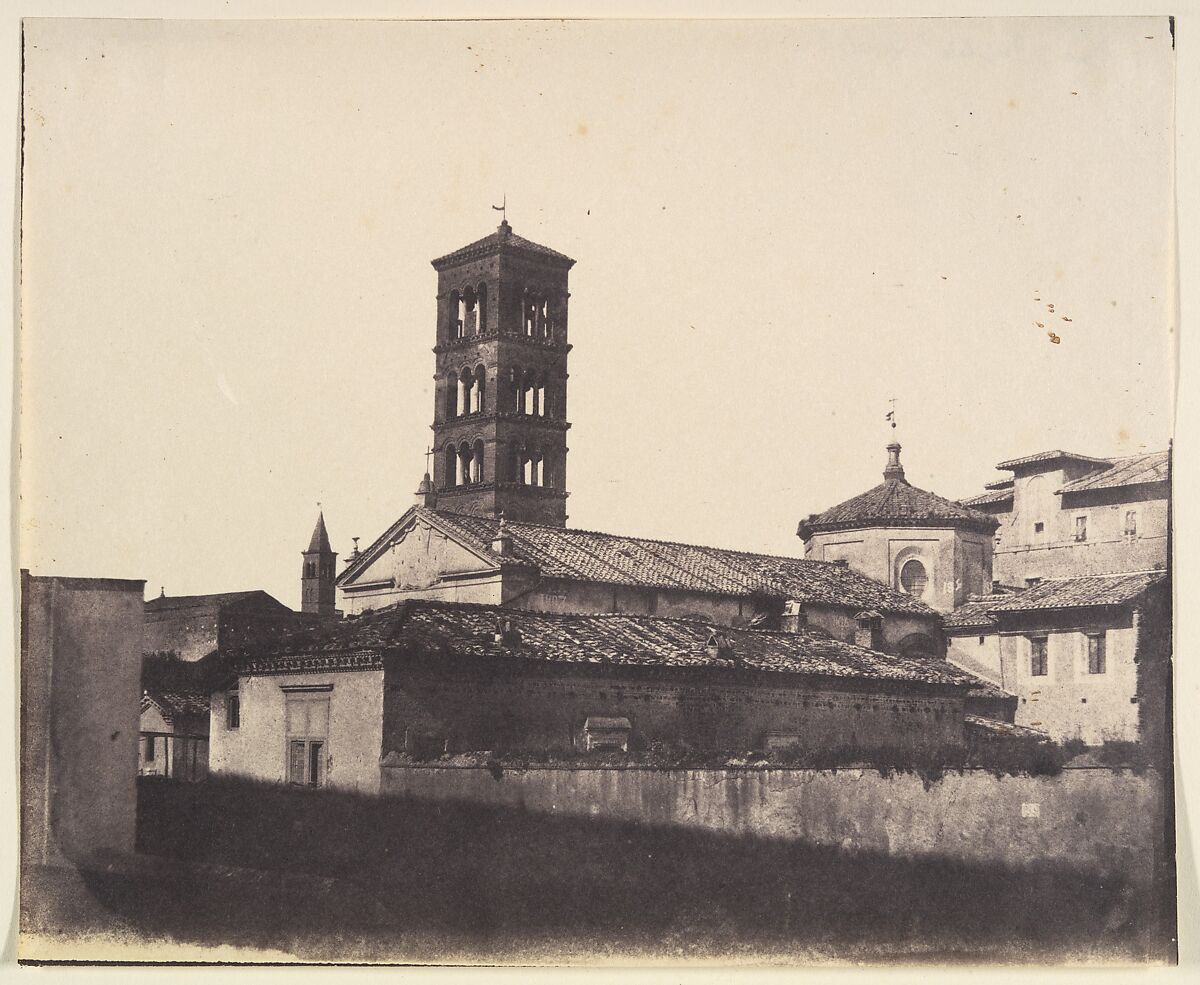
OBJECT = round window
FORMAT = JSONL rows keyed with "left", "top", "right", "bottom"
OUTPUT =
{"left": 899, "top": 559, "right": 928, "bottom": 597}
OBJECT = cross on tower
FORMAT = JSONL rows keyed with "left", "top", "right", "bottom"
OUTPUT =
{"left": 424, "top": 446, "right": 434, "bottom": 475}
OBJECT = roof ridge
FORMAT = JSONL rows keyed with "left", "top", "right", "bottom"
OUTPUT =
{"left": 1036, "top": 569, "right": 1165, "bottom": 582}
{"left": 430, "top": 508, "right": 823, "bottom": 567}
{"left": 286, "top": 597, "right": 897, "bottom": 647}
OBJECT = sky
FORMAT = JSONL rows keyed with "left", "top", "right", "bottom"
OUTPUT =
{"left": 18, "top": 16, "right": 1176, "bottom": 609}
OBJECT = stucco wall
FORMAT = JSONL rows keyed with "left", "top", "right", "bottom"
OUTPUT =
{"left": 947, "top": 632, "right": 1004, "bottom": 685}
{"left": 379, "top": 765, "right": 1167, "bottom": 886}
{"left": 209, "top": 669, "right": 385, "bottom": 793}
{"left": 1000, "top": 622, "right": 1139, "bottom": 743}
{"left": 805, "top": 526, "right": 991, "bottom": 613}
{"left": 341, "top": 516, "right": 505, "bottom": 615}
{"left": 20, "top": 573, "right": 146, "bottom": 868}
{"left": 382, "top": 657, "right": 966, "bottom": 757}
{"left": 990, "top": 484, "right": 1167, "bottom": 586}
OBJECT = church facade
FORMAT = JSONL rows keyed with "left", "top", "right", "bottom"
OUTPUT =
{"left": 336, "top": 223, "right": 949, "bottom": 659}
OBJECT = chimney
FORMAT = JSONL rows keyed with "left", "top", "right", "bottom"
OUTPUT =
{"left": 706, "top": 631, "right": 738, "bottom": 665}
{"left": 854, "top": 611, "right": 883, "bottom": 650}
{"left": 491, "top": 513, "right": 513, "bottom": 556}
{"left": 414, "top": 472, "right": 437, "bottom": 508}
{"left": 883, "top": 442, "right": 906, "bottom": 483}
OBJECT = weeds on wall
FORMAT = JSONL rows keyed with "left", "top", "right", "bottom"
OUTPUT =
{"left": 380, "top": 734, "right": 1158, "bottom": 784}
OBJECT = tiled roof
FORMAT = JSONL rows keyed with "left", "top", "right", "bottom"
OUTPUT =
{"left": 986, "top": 572, "right": 1165, "bottom": 613}
{"left": 431, "top": 221, "right": 575, "bottom": 269}
{"left": 1056, "top": 450, "right": 1169, "bottom": 495}
{"left": 994, "top": 450, "right": 1111, "bottom": 471}
{"left": 393, "top": 508, "right": 937, "bottom": 616}
{"left": 965, "top": 715, "right": 1048, "bottom": 740}
{"left": 983, "top": 479, "right": 1015, "bottom": 491}
{"left": 233, "top": 600, "right": 973, "bottom": 691}
{"left": 959, "top": 488, "right": 1014, "bottom": 509}
{"left": 799, "top": 480, "right": 999, "bottom": 536}
{"left": 944, "top": 595, "right": 1011, "bottom": 630}
{"left": 144, "top": 590, "right": 290, "bottom": 615}
{"left": 143, "top": 689, "right": 211, "bottom": 721}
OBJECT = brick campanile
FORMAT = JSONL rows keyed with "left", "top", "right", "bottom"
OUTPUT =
{"left": 429, "top": 220, "right": 574, "bottom": 526}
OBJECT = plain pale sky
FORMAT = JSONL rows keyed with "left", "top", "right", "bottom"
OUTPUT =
{"left": 19, "top": 16, "right": 1175, "bottom": 608}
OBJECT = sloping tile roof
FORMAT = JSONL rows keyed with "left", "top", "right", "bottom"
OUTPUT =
{"left": 144, "top": 590, "right": 290, "bottom": 615}
{"left": 944, "top": 595, "right": 1010, "bottom": 630}
{"left": 986, "top": 572, "right": 1165, "bottom": 613}
{"left": 416, "top": 508, "right": 936, "bottom": 616}
{"left": 1056, "top": 450, "right": 1169, "bottom": 495}
{"left": 799, "top": 479, "right": 999, "bottom": 536}
{"left": 232, "top": 600, "right": 973, "bottom": 690}
{"left": 959, "top": 488, "right": 1014, "bottom": 509}
{"left": 431, "top": 221, "right": 575, "bottom": 269}
{"left": 964, "top": 714, "right": 1048, "bottom": 740}
{"left": 143, "top": 689, "right": 211, "bottom": 721}
{"left": 994, "top": 450, "right": 1110, "bottom": 471}
{"left": 983, "top": 478, "right": 1015, "bottom": 491}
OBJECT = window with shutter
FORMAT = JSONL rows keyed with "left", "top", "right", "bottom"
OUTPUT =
{"left": 284, "top": 690, "right": 330, "bottom": 786}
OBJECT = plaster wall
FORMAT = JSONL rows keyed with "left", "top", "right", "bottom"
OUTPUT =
{"left": 209, "top": 669, "right": 385, "bottom": 793}
{"left": 805, "top": 526, "right": 991, "bottom": 613}
{"left": 20, "top": 573, "right": 145, "bottom": 868}
{"left": 380, "top": 765, "right": 1167, "bottom": 887}
{"left": 1000, "top": 622, "right": 1139, "bottom": 742}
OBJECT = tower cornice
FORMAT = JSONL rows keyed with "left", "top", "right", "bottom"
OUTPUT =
{"left": 433, "top": 332, "right": 572, "bottom": 356}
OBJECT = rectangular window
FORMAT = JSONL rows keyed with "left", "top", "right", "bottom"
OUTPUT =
{"left": 1075, "top": 515, "right": 1088, "bottom": 542}
{"left": 1030, "top": 637, "right": 1048, "bottom": 677}
{"left": 227, "top": 692, "right": 240, "bottom": 730}
{"left": 1124, "top": 510, "right": 1138, "bottom": 538}
{"left": 1033, "top": 521, "right": 1045, "bottom": 536}
{"left": 145, "top": 735, "right": 155, "bottom": 761}
{"left": 285, "top": 691, "right": 330, "bottom": 787}
{"left": 1087, "top": 633, "right": 1107, "bottom": 675}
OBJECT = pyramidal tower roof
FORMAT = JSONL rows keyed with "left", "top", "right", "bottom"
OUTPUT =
{"left": 431, "top": 220, "right": 575, "bottom": 271}
{"left": 306, "top": 511, "right": 333, "bottom": 555}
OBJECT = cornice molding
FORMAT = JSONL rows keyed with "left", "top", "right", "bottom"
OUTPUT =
{"left": 434, "top": 332, "right": 571, "bottom": 355}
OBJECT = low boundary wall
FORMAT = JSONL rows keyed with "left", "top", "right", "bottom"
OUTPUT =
{"left": 380, "top": 764, "right": 1168, "bottom": 883}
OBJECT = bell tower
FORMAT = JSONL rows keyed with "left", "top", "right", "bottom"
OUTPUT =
{"left": 301, "top": 511, "right": 337, "bottom": 617}
{"left": 429, "top": 219, "right": 574, "bottom": 526}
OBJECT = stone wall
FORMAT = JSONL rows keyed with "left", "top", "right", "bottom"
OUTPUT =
{"left": 20, "top": 572, "right": 146, "bottom": 868}
{"left": 379, "top": 764, "right": 1168, "bottom": 886}
{"left": 382, "top": 655, "right": 967, "bottom": 758}
{"left": 142, "top": 606, "right": 219, "bottom": 662}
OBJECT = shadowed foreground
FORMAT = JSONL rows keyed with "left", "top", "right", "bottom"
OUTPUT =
{"left": 23, "top": 776, "right": 1175, "bottom": 964}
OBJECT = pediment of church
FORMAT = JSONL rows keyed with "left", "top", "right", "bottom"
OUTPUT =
{"left": 338, "top": 510, "right": 499, "bottom": 595}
